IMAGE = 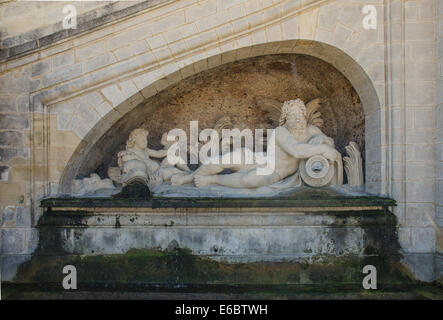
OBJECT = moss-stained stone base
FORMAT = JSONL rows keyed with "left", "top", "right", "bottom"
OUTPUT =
{"left": 4, "top": 191, "right": 441, "bottom": 299}
{"left": 8, "top": 248, "right": 407, "bottom": 285}
{"left": 3, "top": 248, "right": 443, "bottom": 300}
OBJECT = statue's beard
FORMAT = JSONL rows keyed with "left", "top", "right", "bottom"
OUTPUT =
{"left": 286, "top": 121, "right": 309, "bottom": 140}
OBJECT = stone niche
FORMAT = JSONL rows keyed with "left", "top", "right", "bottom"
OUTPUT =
{"left": 8, "top": 54, "right": 408, "bottom": 298}
{"left": 76, "top": 54, "right": 365, "bottom": 183}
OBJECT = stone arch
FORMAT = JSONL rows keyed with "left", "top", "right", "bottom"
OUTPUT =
{"left": 59, "top": 39, "right": 382, "bottom": 194}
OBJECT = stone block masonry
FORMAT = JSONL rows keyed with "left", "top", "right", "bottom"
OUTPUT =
{"left": 0, "top": 0, "right": 442, "bottom": 284}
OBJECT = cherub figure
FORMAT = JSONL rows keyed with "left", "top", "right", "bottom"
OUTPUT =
{"left": 108, "top": 129, "right": 188, "bottom": 188}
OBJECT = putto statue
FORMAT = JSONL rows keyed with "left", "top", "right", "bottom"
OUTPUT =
{"left": 107, "top": 128, "right": 189, "bottom": 189}
{"left": 171, "top": 98, "right": 343, "bottom": 189}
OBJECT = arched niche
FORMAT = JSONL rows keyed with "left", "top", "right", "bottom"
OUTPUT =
{"left": 59, "top": 40, "right": 381, "bottom": 194}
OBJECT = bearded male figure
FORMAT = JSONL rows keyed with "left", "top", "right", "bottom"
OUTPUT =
{"left": 171, "top": 99, "right": 342, "bottom": 189}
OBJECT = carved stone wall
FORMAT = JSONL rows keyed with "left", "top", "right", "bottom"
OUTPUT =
{"left": 436, "top": 0, "right": 443, "bottom": 279}
{"left": 0, "top": 0, "right": 441, "bottom": 282}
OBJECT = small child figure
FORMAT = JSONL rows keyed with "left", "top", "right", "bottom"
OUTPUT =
{"left": 108, "top": 129, "right": 188, "bottom": 188}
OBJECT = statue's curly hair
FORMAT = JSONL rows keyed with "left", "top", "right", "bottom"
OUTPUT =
{"left": 279, "top": 99, "right": 307, "bottom": 126}
{"left": 126, "top": 128, "right": 149, "bottom": 148}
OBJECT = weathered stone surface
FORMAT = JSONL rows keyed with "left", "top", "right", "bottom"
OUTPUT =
{"left": 436, "top": 253, "right": 443, "bottom": 282}
{"left": 15, "top": 207, "right": 31, "bottom": 227}
{"left": 1, "top": 254, "right": 32, "bottom": 281}
{"left": 107, "top": 25, "right": 150, "bottom": 51}
{"left": 0, "top": 165, "right": 10, "bottom": 181}
{"left": 101, "top": 84, "right": 126, "bottom": 107}
{"left": 1, "top": 228, "right": 25, "bottom": 254}
{"left": 0, "top": 114, "right": 29, "bottom": 130}
{"left": 76, "top": 41, "right": 106, "bottom": 61}
{"left": 24, "top": 228, "right": 39, "bottom": 254}
{"left": 31, "top": 60, "right": 51, "bottom": 77}
{"left": 9, "top": 40, "right": 37, "bottom": 56}
{"left": 437, "top": 207, "right": 443, "bottom": 227}
{"left": 56, "top": 226, "right": 364, "bottom": 258}
{"left": 38, "top": 30, "right": 69, "bottom": 49}
{"left": 42, "top": 63, "right": 82, "bottom": 87}
{"left": 6, "top": 247, "right": 426, "bottom": 299}
{"left": 1, "top": 206, "right": 15, "bottom": 226}
{"left": 402, "top": 253, "right": 436, "bottom": 282}
{"left": 0, "top": 72, "right": 41, "bottom": 94}
{"left": 0, "top": 131, "right": 24, "bottom": 147}
{"left": 95, "top": 101, "right": 113, "bottom": 117}
{"left": 16, "top": 96, "right": 29, "bottom": 113}
{"left": 36, "top": 206, "right": 397, "bottom": 260}
{"left": 52, "top": 51, "right": 74, "bottom": 69}
{"left": 114, "top": 40, "right": 149, "bottom": 61}
{"left": 0, "top": 148, "right": 30, "bottom": 162}
{"left": 84, "top": 91, "right": 104, "bottom": 107}
{"left": 0, "top": 96, "right": 17, "bottom": 112}
{"left": 84, "top": 52, "right": 116, "bottom": 73}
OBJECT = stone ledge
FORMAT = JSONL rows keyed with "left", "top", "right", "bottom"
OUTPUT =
{"left": 40, "top": 188, "right": 396, "bottom": 209}
{"left": 38, "top": 209, "right": 396, "bottom": 228}
{"left": 0, "top": 0, "right": 170, "bottom": 62}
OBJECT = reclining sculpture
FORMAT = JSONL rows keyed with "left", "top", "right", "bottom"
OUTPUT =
{"left": 72, "top": 98, "right": 365, "bottom": 196}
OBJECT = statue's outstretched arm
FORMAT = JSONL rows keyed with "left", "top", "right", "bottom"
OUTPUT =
{"left": 306, "top": 126, "right": 334, "bottom": 147}
{"left": 308, "top": 133, "right": 334, "bottom": 147}
{"left": 277, "top": 128, "right": 336, "bottom": 161}
{"left": 147, "top": 148, "right": 168, "bottom": 158}
{"left": 282, "top": 139, "right": 328, "bottom": 159}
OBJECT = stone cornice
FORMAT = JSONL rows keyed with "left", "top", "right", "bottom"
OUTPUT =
{"left": 28, "top": 0, "right": 330, "bottom": 109}
{"left": 0, "top": 0, "right": 171, "bottom": 62}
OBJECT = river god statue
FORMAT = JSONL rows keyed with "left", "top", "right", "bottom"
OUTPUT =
{"left": 172, "top": 98, "right": 343, "bottom": 189}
